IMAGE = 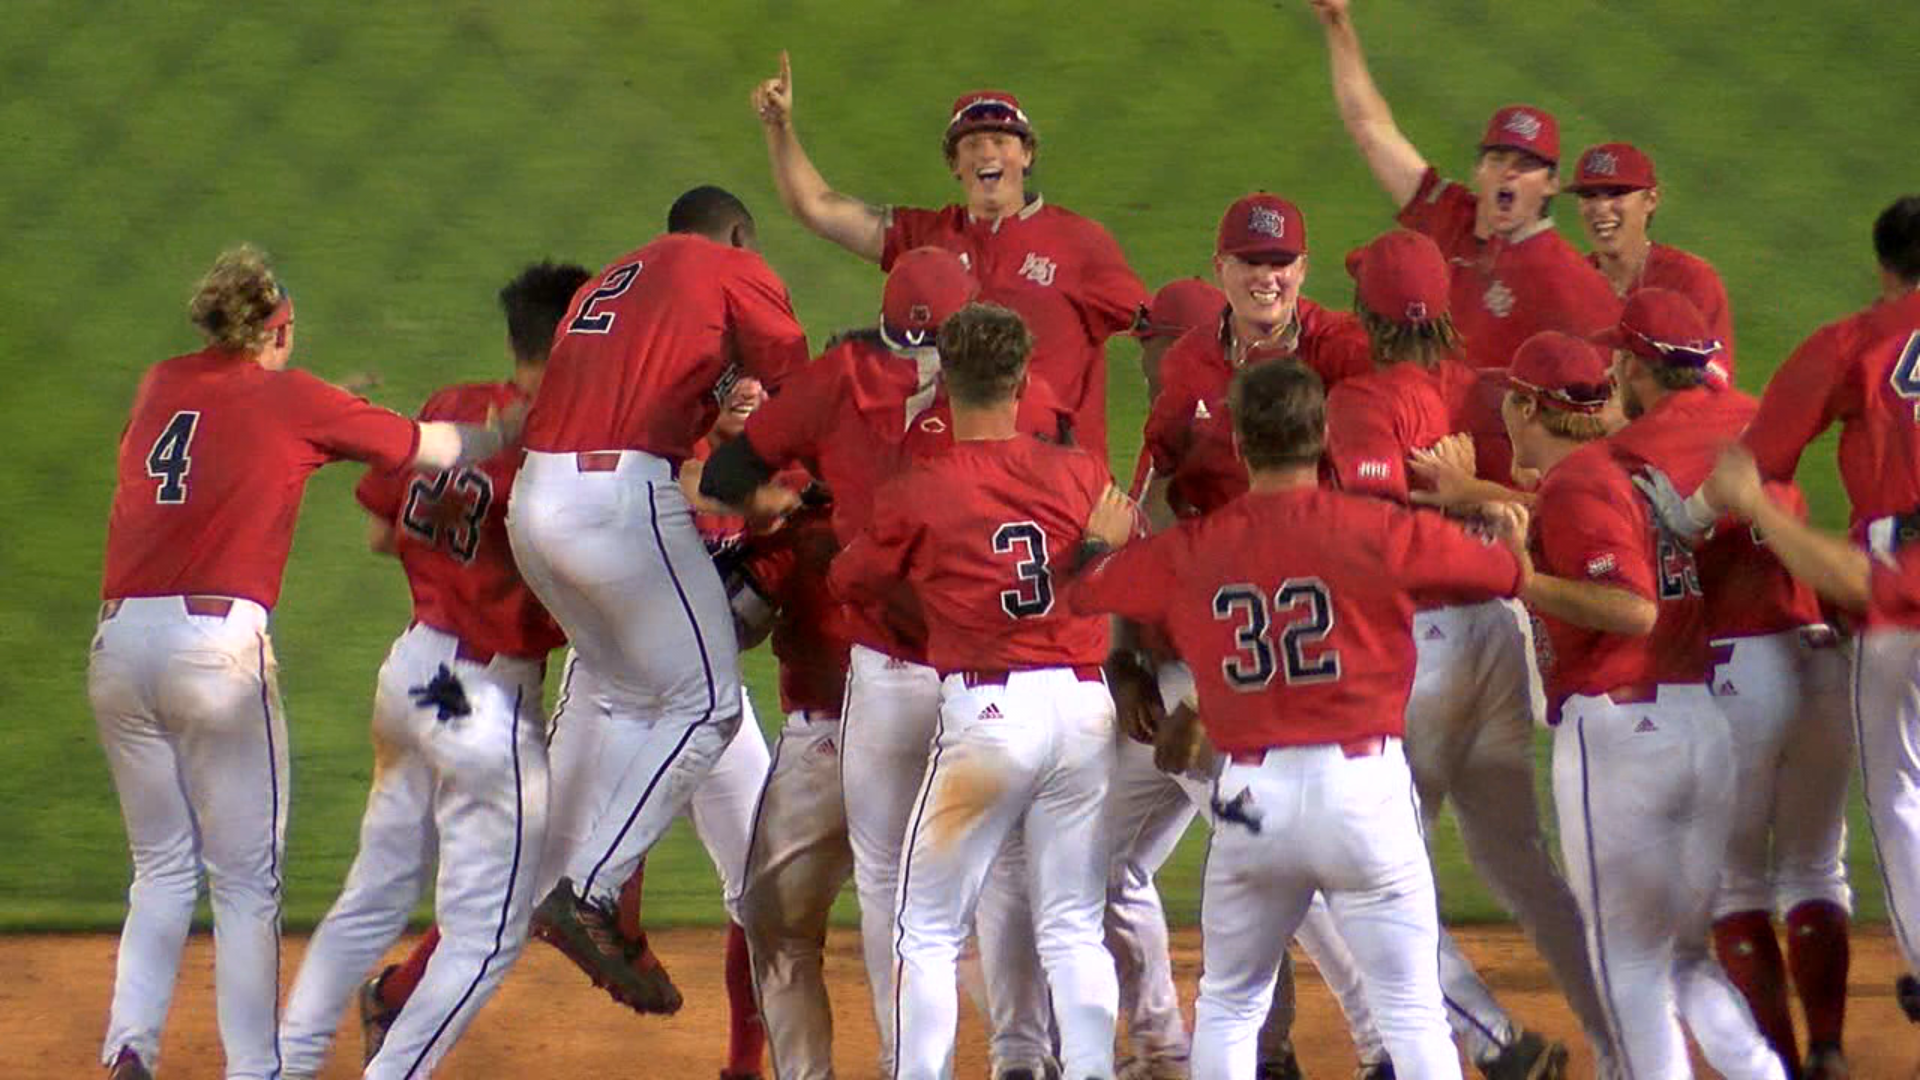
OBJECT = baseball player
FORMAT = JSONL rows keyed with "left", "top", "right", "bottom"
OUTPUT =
{"left": 276, "top": 261, "right": 589, "bottom": 1080}
{"left": 1078, "top": 358, "right": 1543, "bottom": 1080}
{"left": 1568, "top": 143, "right": 1738, "bottom": 388}
{"left": 828, "top": 302, "right": 1121, "bottom": 1080}
{"left": 506, "top": 185, "right": 809, "bottom": 1002}
{"left": 1600, "top": 290, "right": 1852, "bottom": 1079}
{"left": 1499, "top": 331, "right": 1787, "bottom": 1080}
{"left": 751, "top": 51, "right": 1149, "bottom": 459}
{"left": 92, "top": 247, "right": 519, "bottom": 1080}
{"left": 700, "top": 249, "right": 1068, "bottom": 1080}
{"left": 1307, "top": 0, "right": 1619, "bottom": 369}
{"left": 1326, "top": 230, "right": 1607, "bottom": 1079}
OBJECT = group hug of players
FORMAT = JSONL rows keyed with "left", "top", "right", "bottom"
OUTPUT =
{"left": 87, "top": 2, "right": 1920, "bottom": 1079}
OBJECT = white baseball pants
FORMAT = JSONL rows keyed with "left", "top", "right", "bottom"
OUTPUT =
{"left": 1854, "top": 628, "right": 1920, "bottom": 975}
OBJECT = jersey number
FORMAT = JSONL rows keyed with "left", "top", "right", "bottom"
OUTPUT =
{"left": 1888, "top": 331, "right": 1920, "bottom": 422}
{"left": 145, "top": 410, "right": 200, "bottom": 504}
{"left": 1213, "top": 578, "right": 1342, "bottom": 691}
{"left": 994, "top": 522, "right": 1054, "bottom": 619}
{"left": 402, "top": 468, "right": 494, "bottom": 563}
{"left": 1655, "top": 532, "right": 1704, "bottom": 600}
{"left": 566, "top": 261, "right": 643, "bottom": 335}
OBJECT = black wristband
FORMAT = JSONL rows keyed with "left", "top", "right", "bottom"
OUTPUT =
{"left": 1074, "top": 536, "right": 1114, "bottom": 571}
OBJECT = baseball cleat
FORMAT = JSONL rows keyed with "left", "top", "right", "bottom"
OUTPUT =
{"left": 1119, "top": 1056, "right": 1193, "bottom": 1080}
{"left": 1480, "top": 1031, "right": 1568, "bottom": 1080}
{"left": 531, "top": 877, "right": 681, "bottom": 1013}
{"left": 108, "top": 1047, "right": 152, "bottom": 1080}
{"left": 1804, "top": 1042, "right": 1850, "bottom": 1079}
{"left": 358, "top": 964, "right": 403, "bottom": 1066}
{"left": 1254, "top": 1044, "right": 1304, "bottom": 1080}
{"left": 1353, "top": 1060, "right": 1395, "bottom": 1080}
{"left": 718, "top": 1072, "right": 764, "bottom": 1080}
{"left": 621, "top": 930, "right": 685, "bottom": 1015}
{"left": 1900, "top": 974, "right": 1920, "bottom": 1022}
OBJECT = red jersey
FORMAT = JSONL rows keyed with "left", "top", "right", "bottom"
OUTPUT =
{"left": 1743, "top": 291, "right": 1920, "bottom": 530}
{"left": 1069, "top": 487, "right": 1523, "bottom": 753}
{"left": 1605, "top": 389, "right": 1821, "bottom": 640}
{"left": 829, "top": 436, "right": 1112, "bottom": 674}
{"left": 884, "top": 198, "right": 1148, "bottom": 459}
{"left": 1529, "top": 442, "right": 1710, "bottom": 713}
{"left": 103, "top": 348, "right": 420, "bottom": 609}
{"left": 524, "top": 233, "right": 810, "bottom": 462}
{"left": 1867, "top": 542, "right": 1920, "bottom": 632}
{"left": 1398, "top": 169, "right": 1620, "bottom": 369}
{"left": 1143, "top": 303, "right": 1371, "bottom": 518}
{"left": 1589, "top": 243, "right": 1736, "bottom": 387}
{"left": 1324, "top": 360, "right": 1493, "bottom": 501}
{"left": 743, "top": 332, "right": 1071, "bottom": 662}
{"left": 356, "top": 382, "right": 564, "bottom": 661}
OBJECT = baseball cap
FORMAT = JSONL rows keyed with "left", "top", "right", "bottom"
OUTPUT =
{"left": 1592, "top": 288, "right": 1722, "bottom": 369}
{"left": 881, "top": 247, "right": 979, "bottom": 349}
{"left": 1345, "top": 230, "right": 1450, "bottom": 324}
{"left": 1217, "top": 194, "right": 1307, "bottom": 263}
{"left": 1138, "top": 278, "right": 1226, "bottom": 339}
{"left": 945, "top": 91, "right": 1034, "bottom": 150}
{"left": 1479, "top": 105, "right": 1560, "bottom": 167}
{"left": 1570, "top": 142, "right": 1657, "bottom": 194}
{"left": 1507, "top": 331, "right": 1612, "bottom": 413}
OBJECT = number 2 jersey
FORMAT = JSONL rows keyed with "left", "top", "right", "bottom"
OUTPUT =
{"left": 356, "top": 381, "right": 564, "bottom": 661}
{"left": 1068, "top": 486, "right": 1525, "bottom": 753}
{"left": 102, "top": 346, "right": 421, "bottom": 608}
{"left": 828, "top": 435, "right": 1112, "bottom": 674}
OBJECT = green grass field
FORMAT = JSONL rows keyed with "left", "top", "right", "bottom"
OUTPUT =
{"left": 4, "top": 0, "right": 1915, "bottom": 930}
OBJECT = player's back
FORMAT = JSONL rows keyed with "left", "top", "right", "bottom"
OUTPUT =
{"left": 103, "top": 348, "right": 418, "bottom": 609}
{"left": 525, "top": 233, "right": 808, "bottom": 462}
{"left": 357, "top": 382, "right": 564, "bottom": 662}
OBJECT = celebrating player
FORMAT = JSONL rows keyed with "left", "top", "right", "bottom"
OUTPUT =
{"left": 1499, "top": 332, "right": 1788, "bottom": 1080}
{"left": 1308, "top": 0, "right": 1618, "bottom": 368}
{"left": 91, "top": 247, "right": 521, "bottom": 1080}
{"left": 829, "top": 302, "right": 1122, "bottom": 1080}
{"left": 751, "top": 50, "right": 1149, "bottom": 458}
{"left": 507, "top": 186, "right": 809, "bottom": 1002}
{"left": 277, "top": 261, "right": 589, "bottom": 1080}
{"left": 1600, "top": 290, "right": 1853, "bottom": 1078}
{"left": 1569, "top": 142, "right": 1738, "bottom": 387}
{"left": 1078, "top": 359, "right": 1538, "bottom": 1080}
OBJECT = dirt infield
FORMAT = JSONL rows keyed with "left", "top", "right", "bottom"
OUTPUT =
{"left": 5, "top": 926, "right": 1911, "bottom": 1077}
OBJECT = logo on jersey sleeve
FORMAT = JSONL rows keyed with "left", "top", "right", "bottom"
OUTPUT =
{"left": 1357, "top": 460, "right": 1392, "bottom": 480}
{"left": 1019, "top": 253, "right": 1058, "bottom": 287}
{"left": 1584, "top": 553, "right": 1617, "bottom": 579}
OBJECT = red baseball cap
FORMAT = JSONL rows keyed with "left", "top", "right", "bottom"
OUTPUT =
{"left": 1217, "top": 194, "right": 1307, "bottom": 262}
{"left": 881, "top": 247, "right": 979, "bottom": 348}
{"left": 1570, "top": 142, "right": 1657, "bottom": 194}
{"left": 1507, "top": 331, "right": 1612, "bottom": 413}
{"left": 945, "top": 91, "right": 1034, "bottom": 150}
{"left": 1138, "top": 278, "right": 1226, "bottom": 339}
{"left": 1480, "top": 105, "right": 1560, "bottom": 166}
{"left": 1593, "top": 288, "right": 1722, "bottom": 369}
{"left": 1345, "top": 229, "right": 1450, "bottom": 324}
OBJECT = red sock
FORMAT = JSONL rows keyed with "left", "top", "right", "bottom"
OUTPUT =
{"left": 380, "top": 924, "right": 443, "bottom": 1009}
{"left": 1713, "top": 910, "right": 1800, "bottom": 1073}
{"left": 1786, "top": 899, "right": 1851, "bottom": 1047}
{"left": 617, "top": 860, "right": 648, "bottom": 942}
{"left": 724, "top": 921, "right": 766, "bottom": 1077}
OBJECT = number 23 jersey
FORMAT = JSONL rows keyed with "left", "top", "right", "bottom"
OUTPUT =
{"left": 1068, "top": 488, "right": 1524, "bottom": 754}
{"left": 828, "top": 435, "right": 1112, "bottom": 674}
{"left": 357, "top": 381, "right": 564, "bottom": 661}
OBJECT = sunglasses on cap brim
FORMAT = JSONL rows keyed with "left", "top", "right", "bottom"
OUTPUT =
{"left": 1506, "top": 375, "right": 1611, "bottom": 414}
{"left": 950, "top": 101, "right": 1029, "bottom": 127}
{"left": 1626, "top": 326, "right": 1722, "bottom": 367}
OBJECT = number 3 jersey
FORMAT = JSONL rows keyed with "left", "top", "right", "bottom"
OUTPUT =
{"left": 1068, "top": 488, "right": 1524, "bottom": 754}
{"left": 828, "top": 434, "right": 1112, "bottom": 674}
{"left": 103, "top": 347, "right": 421, "bottom": 608}
{"left": 356, "top": 381, "right": 564, "bottom": 661}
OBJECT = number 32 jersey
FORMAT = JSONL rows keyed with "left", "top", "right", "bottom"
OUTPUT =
{"left": 828, "top": 435, "right": 1112, "bottom": 674}
{"left": 357, "top": 382, "right": 565, "bottom": 661}
{"left": 103, "top": 347, "right": 420, "bottom": 608}
{"left": 1068, "top": 488, "right": 1524, "bottom": 754}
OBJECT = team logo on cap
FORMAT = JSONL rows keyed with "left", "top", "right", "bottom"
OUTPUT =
{"left": 1584, "top": 150, "right": 1619, "bottom": 176}
{"left": 1405, "top": 301, "right": 1430, "bottom": 321}
{"left": 908, "top": 303, "right": 931, "bottom": 326}
{"left": 1504, "top": 111, "right": 1543, "bottom": 141}
{"left": 1248, "top": 206, "right": 1287, "bottom": 240}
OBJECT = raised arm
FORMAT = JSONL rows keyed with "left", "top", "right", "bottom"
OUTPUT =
{"left": 752, "top": 50, "right": 886, "bottom": 263}
{"left": 1308, "top": 0, "right": 1430, "bottom": 209}
{"left": 1704, "top": 445, "right": 1871, "bottom": 612}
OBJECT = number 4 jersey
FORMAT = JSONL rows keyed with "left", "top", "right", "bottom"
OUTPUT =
{"left": 356, "top": 382, "right": 564, "bottom": 661}
{"left": 103, "top": 347, "right": 420, "bottom": 608}
{"left": 1068, "top": 488, "right": 1524, "bottom": 754}
{"left": 828, "top": 435, "right": 1113, "bottom": 674}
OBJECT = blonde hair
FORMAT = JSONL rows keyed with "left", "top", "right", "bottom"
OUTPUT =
{"left": 189, "top": 246, "right": 283, "bottom": 351}
{"left": 1358, "top": 304, "right": 1464, "bottom": 370}
{"left": 1540, "top": 407, "right": 1610, "bottom": 441}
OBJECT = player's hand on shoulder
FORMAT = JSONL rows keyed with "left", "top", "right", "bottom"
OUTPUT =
{"left": 1631, "top": 463, "right": 1714, "bottom": 542}
{"left": 751, "top": 50, "right": 794, "bottom": 129}
{"left": 1408, "top": 434, "right": 1476, "bottom": 507}
{"left": 1085, "top": 484, "right": 1141, "bottom": 550}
